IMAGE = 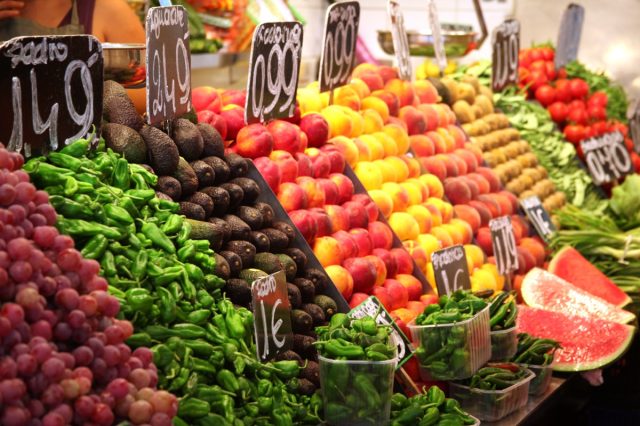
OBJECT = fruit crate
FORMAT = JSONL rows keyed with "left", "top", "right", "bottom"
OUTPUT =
{"left": 490, "top": 326, "right": 518, "bottom": 361}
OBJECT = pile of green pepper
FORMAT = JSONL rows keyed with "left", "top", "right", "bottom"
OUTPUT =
{"left": 462, "top": 364, "right": 530, "bottom": 391}
{"left": 511, "top": 333, "right": 560, "bottom": 366}
{"left": 413, "top": 291, "right": 488, "bottom": 380}
{"left": 489, "top": 291, "right": 518, "bottom": 331}
{"left": 390, "top": 386, "right": 476, "bottom": 426}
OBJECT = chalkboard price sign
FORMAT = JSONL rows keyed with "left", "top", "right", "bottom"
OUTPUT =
{"left": 629, "top": 100, "right": 640, "bottom": 154}
{"left": 245, "top": 22, "right": 304, "bottom": 124}
{"left": 555, "top": 3, "right": 585, "bottom": 69}
{"left": 252, "top": 270, "right": 292, "bottom": 362}
{"left": 520, "top": 195, "right": 556, "bottom": 242}
{"left": 387, "top": 0, "right": 412, "bottom": 81}
{"left": 431, "top": 245, "right": 471, "bottom": 296}
{"left": 489, "top": 216, "right": 519, "bottom": 275}
{"left": 0, "top": 35, "right": 103, "bottom": 157}
{"left": 580, "top": 131, "right": 633, "bottom": 185}
{"left": 319, "top": 1, "right": 360, "bottom": 93}
{"left": 491, "top": 19, "right": 520, "bottom": 93}
{"left": 146, "top": 5, "right": 192, "bottom": 125}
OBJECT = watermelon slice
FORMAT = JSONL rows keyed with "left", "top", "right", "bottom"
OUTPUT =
{"left": 521, "top": 268, "right": 635, "bottom": 324}
{"left": 517, "top": 305, "right": 635, "bottom": 371}
{"left": 549, "top": 246, "right": 631, "bottom": 307}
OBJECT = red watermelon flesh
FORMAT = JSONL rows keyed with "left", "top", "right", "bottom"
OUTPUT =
{"left": 549, "top": 246, "right": 631, "bottom": 307}
{"left": 517, "top": 305, "right": 634, "bottom": 372}
{"left": 521, "top": 268, "right": 635, "bottom": 324}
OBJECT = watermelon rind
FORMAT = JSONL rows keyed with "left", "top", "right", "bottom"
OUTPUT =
{"left": 521, "top": 268, "right": 636, "bottom": 324}
{"left": 549, "top": 246, "right": 631, "bottom": 307}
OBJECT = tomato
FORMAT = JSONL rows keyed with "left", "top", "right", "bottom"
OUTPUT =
{"left": 631, "top": 152, "right": 640, "bottom": 173}
{"left": 568, "top": 108, "right": 589, "bottom": 125}
{"left": 519, "top": 51, "right": 532, "bottom": 68}
{"left": 587, "top": 104, "right": 607, "bottom": 121}
{"left": 539, "top": 46, "right": 555, "bottom": 61}
{"left": 528, "top": 70, "right": 549, "bottom": 92}
{"left": 544, "top": 61, "right": 557, "bottom": 81}
{"left": 583, "top": 126, "right": 596, "bottom": 139}
{"left": 569, "top": 78, "right": 590, "bottom": 99}
{"left": 588, "top": 91, "right": 608, "bottom": 108}
{"left": 610, "top": 121, "right": 629, "bottom": 137}
{"left": 625, "top": 137, "right": 635, "bottom": 152}
{"left": 529, "top": 48, "right": 544, "bottom": 63}
{"left": 535, "top": 84, "right": 556, "bottom": 106}
{"left": 529, "top": 60, "right": 548, "bottom": 74}
{"left": 557, "top": 68, "right": 568, "bottom": 79}
{"left": 548, "top": 102, "right": 568, "bottom": 123}
{"left": 554, "top": 79, "right": 573, "bottom": 103}
{"left": 519, "top": 67, "right": 531, "bottom": 85}
{"left": 591, "top": 121, "right": 610, "bottom": 136}
{"left": 568, "top": 99, "right": 587, "bottom": 111}
{"left": 564, "top": 124, "right": 586, "bottom": 143}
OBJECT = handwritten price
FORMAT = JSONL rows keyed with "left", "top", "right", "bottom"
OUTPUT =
{"left": 581, "top": 132, "right": 633, "bottom": 185}
{"left": 492, "top": 20, "right": 520, "bottom": 92}
{"left": 320, "top": 1, "right": 360, "bottom": 92}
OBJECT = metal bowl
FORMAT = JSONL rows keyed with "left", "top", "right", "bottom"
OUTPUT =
{"left": 102, "top": 43, "right": 146, "bottom": 89}
{"left": 378, "top": 24, "right": 478, "bottom": 58}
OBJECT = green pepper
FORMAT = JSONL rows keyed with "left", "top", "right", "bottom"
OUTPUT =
{"left": 191, "top": 358, "right": 218, "bottom": 376}
{"left": 49, "top": 195, "right": 94, "bottom": 219}
{"left": 271, "top": 360, "right": 300, "bottom": 380}
{"left": 125, "top": 189, "right": 156, "bottom": 206}
{"left": 177, "top": 221, "right": 192, "bottom": 245}
{"left": 324, "top": 339, "right": 366, "bottom": 360}
{"left": 130, "top": 250, "right": 148, "bottom": 281}
{"left": 125, "top": 288, "right": 153, "bottom": 313}
{"left": 181, "top": 270, "right": 197, "bottom": 301}
{"left": 187, "top": 309, "right": 211, "bottom": 325}
{"left": 325, "top": 402, "right": 351, "bottom": 422}
{"left": 419, "top": 406, "right": 441, "bottom": 426}
{"left": 450, "top": 348, "right": 470, "bottom": 373}
{"left": 104, "top": 203, "right": 134, "bottom": 225}
{"left": 152, "top": 266, "right": 183, "bottom": 286}
{"left": 60, "top": 138, "right": 90, "bottom": 157}
{"left": 162, "top": 214, "right": 185, "bottom": 235}
{"left": 196, "top": 290, "right": 215, "bottom": 308}
{"left": 172, "top": 323, "right": 207, "bottom": 339}
{"left": 57, "top": 218, "right": 121, "bottom": 239}
{"left": 216, "top": 369, "right": 239, "bottom": 393}
{"left": 80, "top": 234, "right": 108, "bottom": 260}
{"left": 141, "top": 222, "right": 175, "bottom": 254}
{"left": 427, "top": 385, "right": 446, "bottom": 406}
{"left": 151, "top": 344, "right": 174, "bottom": 368}
{"left": 354, "top": 374, "right": 381, "bottom": 408}
{"left": 272, "top": 408, "right": 293, "bottom": 426}
{"left": 195, "top": 385, "right": 236, "bottom": 402}
{"left": 156, "top": 287, "right": 176, "bottom": 324}
{"left": 126, "top": 332, "right": 152, "bottom": 348}
{"left": 184, "top": 339, "right": 217, "bottom": 357}
{"left": 391, "top": 393, "right": 408, "bottom": 411}
{"left": 49, "top": 151, "right": 85, "bottom": 171}
{"left": 178, "top": 397, "right": 210, "bottom": 419}
{"left": 392, "top": 404, "right": 423, "bottom": 424}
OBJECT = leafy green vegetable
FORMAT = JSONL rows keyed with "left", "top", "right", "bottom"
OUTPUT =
{"left": 609, "top": 175, "right": 640, "bottom": 229}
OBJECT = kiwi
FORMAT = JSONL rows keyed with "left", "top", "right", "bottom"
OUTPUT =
{"left": 190, "top": 160, "right": 215, "bottom": 188}
{"left": 202, "top": 156, "right": 230, "bottom": 184}
{"left": 213, "top": 253, "right": 230, "bottom": 280}
{"left": 293, "top": 278, "right": 315, "bottom": 303}
{"left": 288, "top": 284, "right": 302, "bottom": 309}
{"left": 261, "top": 228, "right": 289, "bottom": 252}
{"left": 201, "top": 186, "right": 230, "bottom": 217}
{"left": 284, "top": 248, "right": 307, "bottom": 271}
{"left": 156, "top": 176, "right": 182, "bottom": 201}
{"left": 198, "top": 123, "right": 225, "bottom": 158}
{"left": 248, "top": 231, "right": 270, "bottom": 252}
{"left": 187, "top": 192, "right": 214, "bottom": 218}
{"left": 208, "top": 217, "right": 230, "bottom": 242}
{"left": 224, "top": 240, "right": 256, "bottom": 267}
{"left": 219, "top": 250, "right": 243, "bottom": 277}
{"left": 220, "top": 183, "right": 244, "bottom": 210}
{"left": 253, "top": 202, "right": 275, "bottom": 227}
{"left": 179, "top": 202, "right": 206, "bottom": 220}
{"left": 225, "top": 278, "right": 252, "bottom": 306}
{"left": 272, "top": 221, "right": 295, "bottom": 244}
{"left": 223, "top": 214, "right": 251, "bottom": 240}
{"left": 230, "top": 177, "right": 260, "bottom": 204}
{"left": 236, "top": 206, "right": 263, "bottom": 231}
{"left": 225, "top": 153, "right": 249, "bottom": 178}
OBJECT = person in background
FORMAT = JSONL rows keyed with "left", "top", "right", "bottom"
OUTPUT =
{"left": 0, "top": 0, "right": 145, "bottom": 43}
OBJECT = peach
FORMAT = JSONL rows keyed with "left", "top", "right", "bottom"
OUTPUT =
{"left": 413, "top": 79, "right": 439, "bottom": 104}
{"left": 304, "top": 148, "right": 332, "bottom": 179}
{"left": 297, "top": 87, "right": 324, "bottom": 114}
{"left": 471, "top": 268, "right": 497, "bottom": 294}
{"left": 314, "top": 236, "right": 343, "bottom": 266}
{"left": 349, "top": 228, "right": 373, "bottom": 257}
{"left": 385, "top": 79, "right": 416, "bottom": 107}
{"left": 405, "top": 178, "right": 430, "bottom": 202}
{"left": 405, "top": 157, "right": 422, "bottom": 178}
{"left": 476, "top": 167, "right": 502, "bottom": 192}
{"left": 326, "top": 264, "right": 354, "bottom": 300}
{"left": 319, "top": 146, "right": 347, "bottom": 174}
{"left": 396, "top": 274, "right": 424, "bottom": 301}
{"left": 418, "top": 174, "right": 444, "bottom": 199}
{"left": 511, "top": 215, "right": 531, "bottom": 239}
{"left": 440, "top": 200, "right": 454, "bottom": 223}
{"left": 290, "top": 209, "right": 318, "bottom": 242}
{"left": 192, "top": 86, "right": 222, "bottom": 113}
{"left": 453, "top": 204, "right": 482, "bottom": 234}
{"left": 300, "top": 113, "right": 330, "bottom": 148}
{"left": 477, "top": 194, "right": 502, "bottom": 218}
{"left": 295, "top": 152, "right": 312, "bottom": 177}
{"left": 466, "top": 173, "right": 490, "bottom": 195}
{"left": 417, "top": 233, "right": 441, "bottom": 259}
{"left": 449, "top": 218, "right": 473, "bottom": 244}
{"left": 430, "top": 226, "right": 454, "bottom": 248}
{"left": 295, "top": 176, "right": 325, "bottom": 208}
{"left": 277, "top": 182, "right": 307, "bottom": 212}
{"left": 254, "top": 157, "right": 281, "bottom": 192}
{"left": 197, "top": 110, "right": 227, "bottom": 140}
{"left": 368, "top": 221, "right": 394, "bottom": 250}
{"left": 440, "top": 223, "right": 464, "bottom": 245}
{"left": 354, "top": 161, "right": 383, "bottom": 190}
{"left": 410, "top": 134, "right": 435, "bottom": 157}
{"left": 329, "top": 173, "right": 355, "bottom": 204}
{"left": 269, "top": 150, "right": 299, "bottom": 183}
{"left": 361, "top": 96, "right": 390, "bottom": 122}
{"left": 372, "top": 286, "right": 393, "bottom": 311}
{"left": 448, "top": 126, "right": 468, "bottom": 149}
{"left": 350, "top": 78, "right": 371, "bottom": 99}
{"left": 464, "top": 142, "right": 484, "bottom": 163}
{"left": 444, "top": 178, "right": 472, "bottom": 205}
{"left": 426, "top": 262, "right": 436, "bottom": 290}
{"left": 365, "top": 255, "right": 388, "bottom": 286}
{"left": 372, "top": 131, "right": 398, "bottom": 157}
{"left": 332, "top": 230, "right": 359, "bottom": 259}
{"left": 384, "top": 156, "right": 410, "bottom": 183}
{"left": 519, "top": 237, "right": 546, "bottom": 267}
{"left": 352, "top": 193, "right": 381, "bottom": 223}
{"left": 420, "top": 157, "right": 447, "bottom": 181}
{"left": 391, "top": 248, "right": 414, "bottom": 275}
{"left": 266, "top": 120, "right": 302, "bottom": 154}
{"left": 462, "top": 176, "right": 479, "bottom": 200}
{"left": 468, "top": 200, "right": 492, "bottom": 226}
{"left": 326, "top": 204, "right": 350, "bottom": 232}
{"left": 343, "top": 257, "right": 377, "bottom": 294}
{"left": 342, "top": 200, "right": 369, "bottom": 228}
{"left": 321, "top": 105, "right": 353, "bottom": 138}
{"left": 449, "top": 153, "right": 468, "bottom": 176}
{"left": 221, "top": 89, "right": 246, "bottom": 107}
{"left": 357, "top": 71, "right": 385, "bottom": 92}
{"left": 316, "top": 178, "right": 340, "bottom": 205}
{"left": 475, "top": 227, "right": 493, "bottom": 256}
{"left": 399, "top": 182, "right": 423, "bottom": 206}
{"left": 406, "top": 300, "right": 426, "bottom": 315}
{"left": 378, "top": 65, "right": 399, "bottom": 83}
{"left": 417, "top": 104, "right": 440, "bottom": 131}
{"left": 235, "top": 123, "right": 272, "bottom": 159}
{"left": 464, "top": 244, "right": 486, "bottom": 272}
{"left": 373, "top": 248, "right": 398, "bottom": 278}
{"left": 436, "top": 128, "right": 457, "bottom": 153}
{"left": 383, "top": 278, "right": 409, "bottom": 310}
{"left": 436, "top": 154, "right": 459, "bottom": 178}
{"left": 349, "top": 292, "right": 370, "bottom": 309}
{"left": 423, "top": 203, "right": 443, "bottom": 227}
{"left": 425, "top": 131, "right": 448, "bottom": 155}
{"left": 517, "top": 246, "right": 537, "bottom": 274}
{"left": 499, "top": 190, "right": 519, "bottom": 214}
{"left": 352, "top": 63, "right": 380, "bottom": 79}
{"left": 329, "top": 136, "right": 359, "bottom": 167}
{"left": 420, "top": 293, "right": 439, "bottom": 306}
{"left": 403, "top": 240, "right": 428, "bottom": 272}
{"left": 362, "top": 109, "right": 385, "bottom": 134}
{"left": 374, "top": 159, "right": 397, "bottom": 183}
{"left": 406, "top": 205, "right": 433, "bottom": 233}
{"left": 389, "top": 212, "right": 420, "bottom": 241}
{"left": 371, "top": 90, "right": 400, "bottom": 117}
{"left": 432, "top": 103, "right": 453, "bottom": 127}
{"left": 334, "top": 85, "right": 361, "bottom": 111}
{"left": 491, "top": 193, "right": 514, "bottom": 216}
{"left": 358, "top": 135, "right": 385, "bottom": 161}
{"left": 344, "top": 108, "right": 365, "bottom": 138}
{"left": 352, "top": 137, "right": 373, "bottom": 162}
{"left": 399, "top": 106, "right": 426, "bottom": 135}
{"left": 382, "top": 182, "right": 410, "bottom": 212}
{"left": 369, "top": 189, "right": 394, "bottom": 219}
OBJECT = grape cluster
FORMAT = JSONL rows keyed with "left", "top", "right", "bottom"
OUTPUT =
{"left": 0, "top": 147, "right": 177, "bottom": 426}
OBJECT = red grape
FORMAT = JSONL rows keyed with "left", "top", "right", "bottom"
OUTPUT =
{"left": 128, "top": 400, "right": 153, "bottom": 424}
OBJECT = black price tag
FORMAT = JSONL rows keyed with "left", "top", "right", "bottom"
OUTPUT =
{"left": 252, "top": 270, "right": 293, "bottom": 362}
{"left": 489, "top": 216, "right": 519, "bottom": 275}
{"left": 245, "top": 22, "right": 304, "bottom": 124}
{"left": 145, "top": 5, "right": 192, "bottom": 125}
{"left": 0, "top": 35, "right": 103, "bottom": 157}
{"left": 520, "top": 196, "right": 556, "bottom": 242}
{"left": 580, "top": 131, "right": 633, "bottom": 185}
{"left": 431, "top": 245, "right": 471, "bottom": 296}
{"left": 555, "top": 3, "right": 585, "bottom": 69}
{"left": 428, "top": 0, "right": 447, "bottom": 74}
{"left": 319, "top": 1, "right": 360, "bottom": 93}
{"left": 387, "top": 0, "right": 412, "bottom": 81}
{"left": 349, "top": 296, "right": 413, "bottom": 368}
{"left": 491, "top": 19, "right": 520, "bottom": 93}
{"left": 629, "top": 100, "right": 640, "bottom": 154}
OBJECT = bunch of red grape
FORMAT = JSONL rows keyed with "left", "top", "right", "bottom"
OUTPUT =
{"left": 0, "top": 147, "right": 177, "bottom": 426}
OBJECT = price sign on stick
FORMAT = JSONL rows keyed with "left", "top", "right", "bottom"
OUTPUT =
{"left": 431, "top": 245, "right": 471, "bottom": 296}
{"left": 491, "top": 19, "right": 520, "bottom": 92}
{"left": 580, "top": 131, "right": 633, "bottom": 186}
{"left": 0, "top": 35, "right": 103, "bottom": 157}
{"left": 629, "top": 100, "right": 640, "bottom": 154}
{"left": 252, "top": 270, "right": 292, "bottom": 362}
{"left": 146, "top": 5, "right": 192, "bottom": 125}
{"left": 245, "top": 22, "right": 304, "bottom": 124}
{"left": 319, "top": 1, "right": 360, "bottom": 93}
{"left": 520, "top": 195, "right": 556, "bottom": 242}
{"left": 555, "top": 3, "right": 585, "bottom": 69}
{"left": 428, "top": 0, "right": 447, "bottom": 75}
{"left": 489, "top": 216, "right": 519, "bottom": 276}
{"left": 387, "top": 0, "right": 412, "bottom": 81}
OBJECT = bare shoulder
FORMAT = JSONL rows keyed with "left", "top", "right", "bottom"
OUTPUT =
{"left": 93, "top": 0, "right": 145, "bottom": 43}
{"left": 94, "top": 0, "right": 135, "bottom": 15}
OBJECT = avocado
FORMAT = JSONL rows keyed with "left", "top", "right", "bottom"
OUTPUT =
{"left": 190, "top": 160, "right": 215, "bottom": 188}
{"left": 156, "top": 176, "right": 182, "bottom": 201}
{"left": 225, "top": 278, "right": 252, "bottom": 306}
{"left": 300, "top": 360, "right": 320, "bottom": 385}
{"left": 236, "top": 206, "right": 263, "bottom": 231}
{"left": 293, "top": 278, "right": 315, "bottom": 304}
{"left": 222, "top": 214, "right": 251, "bottom": 240}
{"left": 179, "top": 108, "right": 198, "bottom": 125}
{"left": 103, "top": 80, "right": 127, "bottom": 99}
{"left": 213, "top": 253, "right": 230, "bottom": 280}
{"left": 313, "top": 295, "right": 338, "bottom": 318}
{"left": 220, "top": 183, "right": 244, "bottom": 211}
{"left": 294, "top": 335, "right": 318, "bottom": 362}
{"left": 260, "top": 228, "right": 289, "bottom": 252}
{"left": 301, "top": 303, "right": 326, "bottom": 326}
{"left": 198, "top": 123, "right": 225, "bottom": 158}
{"left": 239, "top": 268, "right": 268, "bottom": 285}
{"left": 284, "top": 248, "right": 307, "bottom": 272}
{"left": 219, "top": 250, "right": 243, "bottom": 277}
{"left": 272, "top": 221, "right": 295, "bottom": 244}
{"left": 140, "top": 125, "right": 180, "bottom": 175}
{"left": 185, "top": 219, "right": 225, "bottom": 250}
{"left": 225, "top": 153, "right": 249, "bottom": 178}
{"left": 187, "top": 192, "right": 214, "bottom": 218}
{"left": 179, "top": 202, "right": 205, "bottom": 221}
{"left": 230, "top": 177, "right": 260, "bottom": 204}
{"left": 201, "top": 186, "right": 230, "bottom": 217}
{"left": 275, "top": 350, "right": 303, "bottom": 363}
{"left": 276, "top": 254, "right": 297, "bottom": 281}
{"left": 155, "top": 191, "right": 173, "bottom": 201}
{"left": 103, "top": 92, "right": 143, "bottom": 131}
{"left": 202, "top": 156, "right": 230, "bottom": 184}
{"left": 224, "top": 240, "right": 256, "bottom": 267}
{"left": 248, "top": 231, "right": 270, "bottom": 252}
{"left": 173, "top": 157, "right": 199, "bottom": 197}
{"left": 305, "top": 269, "right": 330, "bottom": 294}
{"left": 102, "top": 123, "right": 147, "bottom": 163}
{"left": 207, "top": 217, "right": 230, "bottom": 242}
{"left": 287, "top": 283, "right": 302, "bottom": 309}
{"left": 291, "top": 309, "right": 313, "bottom": 333}
{"left": 171, "top": 118, "right": 204, "bottom": 161}
{"left": 296, "top": 378, "right": 317, "bottom": 396}
{"left": 253, "top": 202, "right": 274, "bottom": 227}
{"left": 253, "top": 252, "right": 283, "bottom": 275}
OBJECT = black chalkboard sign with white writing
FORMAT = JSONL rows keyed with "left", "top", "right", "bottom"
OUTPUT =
{"left": 146, "top": 5, "right": 192, "bottom": 125}
{"left": 580, "top": 131, "right": 633, "bottom": 186}
{"left": 628, "top": 100, "right": 640, "bottom": 154}
{"left": 431, "top": 245, "right": 471, "bottom": 296}
{"left": 319, "top": 1, "right": 360, "bottom": 93}
{"left": 491, "top": 19, "right": 520, "bottom": 93}
{"left": 489, "top": 216, "right": 519, "bottom": 275}
{"left": 0, "top": 35, "right": 103, "bottom": 157}
{"left": 245, "top": 22, "right": 304, "bottom": 124}
{"left": 520, "top": 195, "right": 556, "bottom": 242}
{"left": 252, "top": 270, "right": 293, "bottom": 362}
{"left": 387, "top": 0, "right": 411, "bottom": 81}
{"left": 555, "top": 3, "right": 585, "bottom": 69}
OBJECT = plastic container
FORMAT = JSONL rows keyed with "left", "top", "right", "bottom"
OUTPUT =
{"left": 449, "top": 368, "right": 535, "bottom": 421}
{"left": 490, "top": 327, "right": 518, "bottom": 361}
{"left": 318, "top": 355, "right": 397, "bottom": 426}
{"left": 519, "top": 363, "right": 554, "bottom": 395}
{"left": 409, "top": 305, "right": 491, "bottom": 381}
